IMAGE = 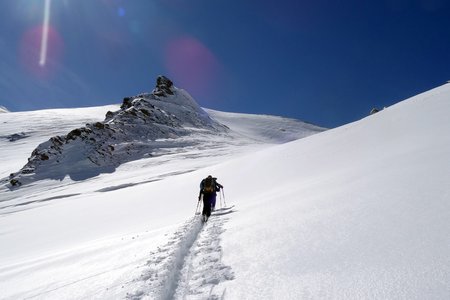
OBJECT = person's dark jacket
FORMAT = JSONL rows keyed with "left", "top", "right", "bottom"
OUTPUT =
{"left": 198, "top": 177, "right": 223, "bottom": 199}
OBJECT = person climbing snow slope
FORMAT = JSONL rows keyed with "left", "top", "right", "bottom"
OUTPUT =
{"left": 198, "top": 175, "right": 222, "bottom": 222}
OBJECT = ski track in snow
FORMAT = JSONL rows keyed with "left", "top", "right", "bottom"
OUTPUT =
{"left": 127, "top": 208, "right": 235, "bottom": 300}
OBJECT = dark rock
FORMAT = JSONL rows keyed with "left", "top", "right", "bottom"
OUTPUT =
{"left": 51, "top": 136, "right": 64, "bottom": 146}
{"left": 370, "top": 108, "right": 380, "bottom": 115}
{"left": 67, "top": 128, "right": 83, "bottom": 140}
{"left": 67, "top": 128, "right": 91, "bottom": 140}
{"left": 153, "top": 75, "right": 174, "bottom": 96}
{"left": 94, "top": 122, "right": 105, "bottom": 129}
{"left": 21, "top": 167, "right": 34, "bottom": 174}
{"left": 140, "top": 108, "right": 150, "bottom": 116}
{"left": 10, "top": 179, "right": 21, "bottom": 186}
{"left": 121, "top": 97, "right": 133, "bottom": 110}
{"left": 127, "top": 109, "right": 137, "bottom": 116}
{"left": 106, "top": 111, "right": 114, "bottom": 119}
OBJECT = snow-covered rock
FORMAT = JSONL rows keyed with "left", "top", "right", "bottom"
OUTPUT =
{"left": 7, "top": 76, "right": 228, "bottom": 186}
{"left": 152, "top": 75, "right": 174, "bottom": 96}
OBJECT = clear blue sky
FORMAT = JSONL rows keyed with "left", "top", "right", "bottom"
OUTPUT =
{"left": 1, "top": 0, "right": 449, "bottom": 128}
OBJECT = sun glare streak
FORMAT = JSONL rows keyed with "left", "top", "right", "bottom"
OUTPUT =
{"left": 39, "top": 0, "right": 51, "bottom": 66}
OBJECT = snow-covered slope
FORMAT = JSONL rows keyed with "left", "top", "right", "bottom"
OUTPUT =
{"left": 205, "top": 108, "right": 326, "bottom": 143}
{"left": 0, "top": 83, "right": 449, "bottom": 299}
{"left": 0, "top": 105, "right": 9, "bottom": 113}
{"left": 216, "top": 83, "right": 450, "bottom": 299}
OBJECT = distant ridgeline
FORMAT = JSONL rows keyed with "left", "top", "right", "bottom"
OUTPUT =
{"left": 7, "top": 76, "right": 228, "bottom": 187}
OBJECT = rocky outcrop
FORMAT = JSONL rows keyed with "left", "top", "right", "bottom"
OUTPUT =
{"left": 152, "top": 75, "right": 174, "bottom": 96}
{"left": 370, "top": 108, "right": 380, "bottom": 115}
{"left": 8, "top": 76, "right": 227, "bottom": 187}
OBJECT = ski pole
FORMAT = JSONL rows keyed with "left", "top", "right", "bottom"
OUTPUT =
{"left": 222, "top": 188, "right": 227, "bottom": 207}
{"left": 195, "top": 199, "right": 201, "bottom": 216}
{"left": 219, "top": 190, "right": 223, "bottom": 209}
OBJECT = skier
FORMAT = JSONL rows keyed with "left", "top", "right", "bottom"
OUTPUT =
{"left": 198, "top": 175, "right": 223, "bottom": 221}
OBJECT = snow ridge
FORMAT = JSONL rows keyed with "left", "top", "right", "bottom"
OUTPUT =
{"left": 128, "top": 209, "right": 234, "bottom": 300}
{"left": 205, "top": 109, "right": 327, "bottom": 144}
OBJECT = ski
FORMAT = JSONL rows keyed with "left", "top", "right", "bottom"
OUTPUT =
{"left": 212, "top": 205, "right": 235, "bottom": 212}
{"left": 211, "top": 205, "right": 235, "bottom": 216}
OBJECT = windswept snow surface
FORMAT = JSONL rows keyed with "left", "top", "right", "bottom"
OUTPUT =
{"left": 0, "top": 106, "right": 9, "bottom": 113}
{"left": 1, "top": 84, "right": 450, "bottom": 299}
{"left": 205, "top": 108, "right": 326, "bottom": 143}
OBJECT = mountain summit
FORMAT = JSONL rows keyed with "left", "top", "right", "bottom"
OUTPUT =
{"left": 8, "top": 76, "right": 228, "bottom": 186}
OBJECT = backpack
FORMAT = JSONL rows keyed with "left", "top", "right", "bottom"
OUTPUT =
{"left": 203, "top": 177, "right": 215, "bottom": 193}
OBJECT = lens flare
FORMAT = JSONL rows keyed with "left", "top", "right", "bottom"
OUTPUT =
{"left": 20, "top": 25, "right": 63, "bottom": 78}
{"left": 39, "top": 0, "right": 52, "bottom": 66}
{"left": 165, "top": 36, "right": 222, "bottom": 101}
